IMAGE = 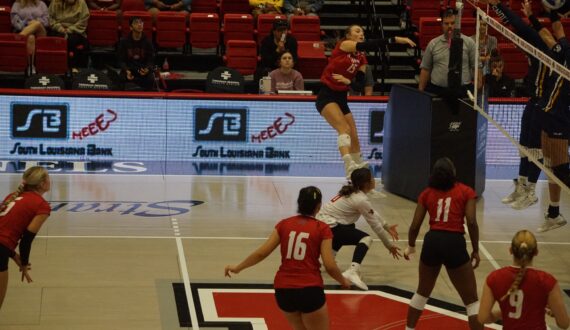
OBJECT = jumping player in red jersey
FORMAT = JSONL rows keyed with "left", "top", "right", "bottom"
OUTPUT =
{"left": 404, "top": 158, "right": 482, "bottom": 330}
{"left": 225, "top": 186, "right": 350, "bottom": 330}
{"left": 0, "top": 166, "right": 51, "bottom": 310}
{"left": 478, "top": 230, "right": 569, "bottom": 329}
{"left": 315, "top": 24, "right": 415, "bottom": 179}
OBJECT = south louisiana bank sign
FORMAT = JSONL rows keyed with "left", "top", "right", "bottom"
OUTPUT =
{"left": 8, "top": 102, "right": 117, "bottom": 159}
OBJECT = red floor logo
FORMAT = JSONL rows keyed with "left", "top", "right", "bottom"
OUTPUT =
{"left": 175, "top": 284, "right": 501, "bottom": 329}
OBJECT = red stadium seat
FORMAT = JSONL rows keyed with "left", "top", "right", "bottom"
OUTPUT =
{"left": 155, "top": 11, "right": 187, "bottom": 49}
{"left": 121, "top": 0, "right": 146, "bottom": 11}
{"left": 256, "top": 13, "right": 285, "bottom": 44}
{"left": 189, "top": 13, "right": 220, "bottom": 51}
{"left": 219, "top": 0, "right": 250, "bottom": 17}
{"left": 190, "top": 0, "right": 218, "bottom": 13}
{"left": 410, "top": 0, "right": 441, "bottom": 27}
{"left": 0, "top": 0, "right": 12, "bottom": 6}
{"left": 461, "top": 17, "right": 476, "bottom": 37}
{"left": 88, "top": 10, "right": 119, "bottom": 47}
{"left": 0, "top": 6, "right": 11, "bottom": 33}
{"left": 0, "top": 33, "right": 28, "bottom": 73}
{"left": 35, "top": 36, "right": 68, "bottom": 75}
{"left": 296, "top": 41, "right": 327, "bottom": 79}
{"left": 418, "top": 17, "right": 441, "bottom": 50}
{"left": 222, "top": 13, "right": 254, "bottom": 45}
{"left": 498, "top": 43, "right": 528, "bottom": 79}
{"left": 122, "top": 11, "right": 153, "bottom": 39}
{"left": 290, "top": 15, "right": 321, "bottom": 41}
{"left": 224, "top": 39, "right": 257, "bottom": 75}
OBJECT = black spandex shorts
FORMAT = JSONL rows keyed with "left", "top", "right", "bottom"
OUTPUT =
{"left": 0, "top": 244, "right": 13, "bottom": 272}
{"left": 331, "top": 223, "right": 369, "bottom": 251}
{"left": 315, "top": 84, "right": 351, "bottom": 115}
{"left": 542, "top": 112, "right": 570, "bottom": 139}
{"left": 420, "top": 230, "right": 470, "bottom": 269}
{"left": 274, "top": 286, "right": 326, "bottom": 313}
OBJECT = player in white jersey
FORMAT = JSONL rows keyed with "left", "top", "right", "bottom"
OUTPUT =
{"left": 316, "top": 168, "right": 401, "bottom": 290}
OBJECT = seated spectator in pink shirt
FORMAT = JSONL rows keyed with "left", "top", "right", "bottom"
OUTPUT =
{"left": 10, "top": 0, "right": 49, "bottom": 67}
{"left": 269, "top": 51, "right": 304, "bottom": 93}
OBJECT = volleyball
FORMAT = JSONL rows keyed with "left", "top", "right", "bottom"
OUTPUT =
{"left": 542, "top": 0, "right": 566, "bottom": 10}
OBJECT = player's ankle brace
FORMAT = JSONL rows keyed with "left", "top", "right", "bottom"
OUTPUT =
{"left": 409, "top": 293, "right": 428, "bottom": 311}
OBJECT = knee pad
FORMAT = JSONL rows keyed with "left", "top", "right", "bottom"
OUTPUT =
{"left": 359, "top": 236, "right": 373, "bottom": 248}
{"left": 409, "top": 293, "right": 428, "bottom": 311}
{"left": 465, "top": 301, "right": 480, "bottom": 316}
{"left": 337, "top": 133, "right": 351, "bottom": 148}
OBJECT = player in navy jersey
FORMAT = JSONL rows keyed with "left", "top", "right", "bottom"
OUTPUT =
{"left": 479, "top": 230, "right": 569, "bottom": 329}
{"left": 225, "top": 186, "right": 350, "bottom": 330}
{"left": 404, "top": 158, "right": 482, "bottom": 330}
{"left": 316, "top": 168, "right": 400, "bottom": 291}
{"left": 484, "top": 0, "right": 550, "bottom": 210}
{"left": 315, "top": 24, "right": 415, "bottom": 179}
{"left": 0, "top": 166, "right": 51, "bottom": 310}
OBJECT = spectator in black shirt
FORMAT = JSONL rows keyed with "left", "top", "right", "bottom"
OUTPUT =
{"left": 117, "top": 16, "right": 155, "bottom": 90}
{"left": 485, "top": 55, "right": 515, "bottom": 97}
{"left": 256, "top": 19, "right": 298, "bottom": 86}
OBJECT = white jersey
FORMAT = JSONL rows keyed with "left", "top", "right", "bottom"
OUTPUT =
{"left": 316, "top": 191, "right": 393, "bottom": 249}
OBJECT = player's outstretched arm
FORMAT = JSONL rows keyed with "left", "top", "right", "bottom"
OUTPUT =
{"left": 224, "top": 229, "right": 280, "bottom": 277}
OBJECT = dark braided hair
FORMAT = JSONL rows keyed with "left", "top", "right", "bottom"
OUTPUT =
{"left": 0, "top": 166, "right": 49, "bottom": 213}
{"left": 500, "top": 230, "right": 538, "bottom": 301}
{"left": 297, "top": 186, "right": 322, "bottom": 216}
{"left": 339, "top": 168, "right": 372, "bottom": 197}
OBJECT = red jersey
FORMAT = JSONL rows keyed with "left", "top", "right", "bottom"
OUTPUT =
{"left": 320, "top": 41, "right": 368, "bottom": 92}
{"left": 273, "top": 215, "right": 333, "bottom": 289}
{"left": 418, "top": 182, "right": 476, "bottom": 233}
{"left": 0, "top": 192, "right": 51, "bottom": 250}
{"left": 486, "top": 267, "right": 557, "bottom": 330}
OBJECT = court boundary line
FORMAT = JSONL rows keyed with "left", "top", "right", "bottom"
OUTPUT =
{"left": 36, "top": 235, "right": 570, "bottom": 245}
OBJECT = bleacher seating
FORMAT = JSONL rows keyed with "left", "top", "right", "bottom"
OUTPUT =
{"left": 121, "top": 0, "right": 146, "bottom": 11}
{"left": 497, "top": 43, "right": 528, "bottom": 79}
{"left": 35, "top": 37, "right": 68, "bottom": 75}
{"left": 410, "top": 0, "right": 441, "bottom": 27}
{"left": 190, "top": 0, "right": 218, "bottom": 13}
{"left": 155, "top": 11, "right": 188, "bottom": 50}
{"left": 418, "top": 17, "right": 441, "bottom": 50}
{"left": 0, "top": 33, "right": 28, "bottom": 73}
{"left": 222, "top": 13, "right": 254, "bottom": 45}
{"left": 219, "top": 0, "right": 250, "bottom": 17}
{"left": 0, "top": 6, "right": 10, "bottom": 33}
{"left": 224, "top": 39, "right": 257, "bottom": 75}
{"left": 189, "top": 13, "right": 220, "bottom": 51}
{"left": 87, "top": 10, "right": 119, "bottom": 47}
{"left": 296, "top": 41, "right": 327, "bottom": 79}
{"left": 290, "top": 16, "right": 321, "bottom": 41}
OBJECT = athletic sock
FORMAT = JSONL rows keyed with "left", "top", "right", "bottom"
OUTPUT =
{"left": 518, "top": 175, "right": 528, "bottom": 186}
{"left": 342, "top": 154, "right": 353, "bottom": 166}
{"left": 350, "top": 152, "right": 363, "bottom": 164}
{"left": 548, "top": 202, "right": 560, "bottom": 218}
{"left": 353, "top": 243, "right": 369, "bottom": 264}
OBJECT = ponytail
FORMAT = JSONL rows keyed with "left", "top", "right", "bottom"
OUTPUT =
{"left": 0, "top": 183, "right": 25, "bottom": 213}
{"left": 0, "top": 166, "right": 48, "bottom": 214}
{"left": 500, "top": 231, "right": 538, "bottom": 301}
{"left": 339, "top": 168, "right": 372, "bottom": 197}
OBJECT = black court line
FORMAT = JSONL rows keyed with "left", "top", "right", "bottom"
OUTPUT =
{"left": 173, "top": 283, "right": 488, "bottom": 329}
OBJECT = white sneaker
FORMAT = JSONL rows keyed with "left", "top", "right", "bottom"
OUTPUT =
{"left": 511, "top": 189, "right": 538, "bottom": 210}
{"left": 501, "top": 180, "right": 525, "bottom": 204}
{"left": 367, "top": 189, "right": 387, "bottom": 199}
{"left": 342, "top": 268, "right": 368, "bottom": 291}
{"left": 537, "top": 214, "right": 567, "bottom": 233}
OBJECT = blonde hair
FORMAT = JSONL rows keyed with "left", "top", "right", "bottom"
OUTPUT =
{"left": 500, "top": 230, "right": 538, "bottom": 301}
{"left": 0, "top": 166, "right": 49, "bottom": 213}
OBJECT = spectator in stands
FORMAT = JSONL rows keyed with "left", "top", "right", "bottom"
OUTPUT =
{"left": 269, "top": 51, "right": 304, "bottom": 93}
{"left": 145, "top": 0, "right": 189, "bottom": 24}
{"left": 282, "top": 0, "right": 322, "bottom": 20}
{"left": 117, "top": 16, "right": 155, "bottom": 91}
{"left": 250, "top": 0, "right": 282, "bottom": 19}
{"left": 49, "top": 0, "right": 90, "bottom": 72}
{"left": 349, "top": 65, "right": 374, "bottom": 96}
{"left": 257, "top": 19, "right": 298, "bottom": 88}
{"left": 86, "top": 0, "right": 121, "bottom": 12}
{"left": 10, "top": 0, "right": 49, "bottom": 73}
{"left": 485, "top": 55, "right": 515, "bottom": 97}
{"left": 419, "top": 8, "right": 481, "bottom": 97}
{"left": 470, "top": 18, "right": 497, "bottom": 75}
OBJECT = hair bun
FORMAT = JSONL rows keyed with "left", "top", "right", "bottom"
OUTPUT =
{"left": 520, "top": 242, "right": 528, "bottom": 249}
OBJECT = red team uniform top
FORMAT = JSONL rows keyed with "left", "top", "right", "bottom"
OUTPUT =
{"left": 0, "top": 192, "right": 51, "bottom": 250}
{"left": 320, "top": 41, "right": 368, "bottom": 92}
{"left": 418, "top": 182, "right": 477, "bottom": 234}
{"left": 486, "top": 267, "right": 557, "bottom": 330}
{"left": 273, "top": 215, "right": 333, "bottom": 289}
